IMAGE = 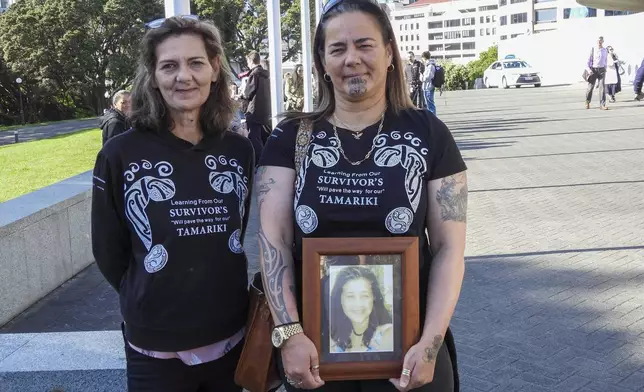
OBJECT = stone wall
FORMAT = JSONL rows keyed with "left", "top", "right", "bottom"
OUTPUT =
{"left": 0, "top": 172, "right": 93, "bottom": 326}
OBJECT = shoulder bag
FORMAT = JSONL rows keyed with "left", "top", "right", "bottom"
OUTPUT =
{"left": 234, "top": 118, "right": 313, "bottom": 392}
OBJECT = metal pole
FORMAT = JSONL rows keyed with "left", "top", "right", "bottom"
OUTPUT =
{"left": 301, "top": 0, "right": 313, "bottom": 112}
{"left": 315, "top": 0, "right": 323, "bottom": 24}
{"left": 164, "top": 0, "right": 190, "bottom": 17}
{"left": 18, "top": 88, "right": 24, "bottom": 125}
{"left": 267, "top": 0, "right": 283, "bottom": 128}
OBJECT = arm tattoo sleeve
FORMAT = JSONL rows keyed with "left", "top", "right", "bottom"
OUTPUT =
{"left": 255, "top": 168, "right": 294, "bottom": 324}
{"left": 423, "top": 335, "right": 444, "bottom": 363}
{"left": 258, "top": 230, "right": 293, "bottom": 324}
{"left": 436, "top": 173, "right": 468, "bottom": 222}
{"left": 255, "top": 167, "right": 272, "bottom": 202}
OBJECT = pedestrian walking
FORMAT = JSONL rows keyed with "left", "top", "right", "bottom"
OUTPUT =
{"left": 584, "top": 36, "right": 609, "bottom": 110}
{"left": 634, "top": 58, "right": 644, "bottom": 101}
{"left": 256, "top": 0, "right": 467, "bottom": 391}
{"left": 91, "top": 16, "right": 254, "bottom": 392}
{"left": 605, "top": 46, "right": 623, "bottom": 103}
{"left": 421, "top": 51, "right": 437, "bottom": 115}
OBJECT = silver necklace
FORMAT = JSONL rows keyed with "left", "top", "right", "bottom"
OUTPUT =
{"left": 331, "top": 107, "right": 387, "bottom": 166}
{"left": 333, "top": 114, "right": 366, "bottom": 139}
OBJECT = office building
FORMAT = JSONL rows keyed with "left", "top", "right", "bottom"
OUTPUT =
{"left": 497, "top": 0, "right": 637, "bottom": 41}
{"left": 386, "top": 0, "right": 500, "bottom": 64}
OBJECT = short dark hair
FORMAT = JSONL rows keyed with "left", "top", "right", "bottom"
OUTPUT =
{"left": 408, "top": 51, "right": 415, "bottom": 56}
{"left": 246, "top": 51, "right": 261, "bottom": 65}
{"left": 421, "top": 51, "right": 431, "bottom": 60}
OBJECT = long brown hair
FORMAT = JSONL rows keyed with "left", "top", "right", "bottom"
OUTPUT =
{"left": 284, "top": 0, "right": 413, "bottom": 123}
{"left": 130, "top": 17, "right": 235, "bottom": 137}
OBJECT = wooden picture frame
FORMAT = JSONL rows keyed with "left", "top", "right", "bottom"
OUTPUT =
{"left": 302, "top": 237, "right": 420, "bottom": 381}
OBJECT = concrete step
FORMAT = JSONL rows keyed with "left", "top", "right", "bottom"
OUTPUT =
{"left": 0, "top": 331, "right": 125, "bottom": 392}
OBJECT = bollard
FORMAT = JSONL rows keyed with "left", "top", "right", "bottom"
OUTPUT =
{"left": 14, "top": 131, "right": 19, "bottom": 144}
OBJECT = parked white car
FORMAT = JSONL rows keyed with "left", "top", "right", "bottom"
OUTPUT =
{"left": 484, "top": 59, "right": 542, "bottom": 89}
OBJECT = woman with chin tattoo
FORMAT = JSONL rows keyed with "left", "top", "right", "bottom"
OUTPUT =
{"left": 256, "top": 0, "right": 467, "bottom": 391}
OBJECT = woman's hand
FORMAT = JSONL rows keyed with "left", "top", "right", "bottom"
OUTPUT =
{"left": 281, "top": 333, "right": 325, "bottom": 390}
{"left": 389, "top": 335, "right": 443, "bottom": 392}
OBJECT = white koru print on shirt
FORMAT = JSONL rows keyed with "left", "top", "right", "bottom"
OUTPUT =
{"left": 205, "top": 155, "right": 249, "bottom": 252}
{"left": 293, "top": 131, "right": 337, "bottom": 234}
{"left": 205, "top": 155, "right": 249, "bottom": 220}
{"left": 228, "top": 229, "right": 243, "bottom": 254}
{"left": 373, "top": 131, "right": 428, "bottom": 234}
{"left": 123, "top": 160, "right": 176, "bottom": 273}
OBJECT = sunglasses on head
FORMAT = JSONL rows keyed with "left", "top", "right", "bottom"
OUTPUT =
{"left": 322, "top": 0, "right": 380, "bottom": 15}
{"left": 145, "top": 14, "right": 199, "bottom": 29}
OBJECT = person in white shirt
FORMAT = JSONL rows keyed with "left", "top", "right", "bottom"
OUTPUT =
{"left": 421, "top": 51, "right": 437, "bottom": 115}
{"left": 585, "top": 36, "right": 608, "bottom": 110}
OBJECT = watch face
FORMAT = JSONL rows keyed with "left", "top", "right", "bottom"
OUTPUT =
{"left": 271, "top": 329, "right": 283, "bottom": 347}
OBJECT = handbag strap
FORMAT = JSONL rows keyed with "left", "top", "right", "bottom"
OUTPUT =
{"left": 294, "top": 118, "right": 313, "bottom": 174}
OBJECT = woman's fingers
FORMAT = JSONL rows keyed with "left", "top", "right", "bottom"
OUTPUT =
{"left": 310, "top": 356, "right": 322, "bottom": 384}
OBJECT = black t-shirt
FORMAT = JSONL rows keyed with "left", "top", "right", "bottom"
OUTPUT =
{"left": 258, "top": 108, "right": 466, "bottom": 318}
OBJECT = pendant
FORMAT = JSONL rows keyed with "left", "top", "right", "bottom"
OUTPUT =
{"left": 352, "top": 132, "right": 363, "bottom": 140}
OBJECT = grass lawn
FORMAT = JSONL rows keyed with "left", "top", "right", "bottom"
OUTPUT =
{"left": 0, "top": 129, "right": 102, "bottom": 203}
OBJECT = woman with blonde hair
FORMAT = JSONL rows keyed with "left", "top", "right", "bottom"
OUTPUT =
{"left": 285, "top": 64, "right": 305, "bottom": 111}
{"left": 91, "top": 16, "right": 254, "bottom": 391}
{"left": 257, "top": 0, "right": 467, "bottom": 391}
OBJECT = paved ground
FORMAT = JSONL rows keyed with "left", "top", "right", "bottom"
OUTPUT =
{"left": 1, "top": 84, "right": 643, "bottom": 391}
{"left": 0, "top": 118, "right": 99, "bottom": 146}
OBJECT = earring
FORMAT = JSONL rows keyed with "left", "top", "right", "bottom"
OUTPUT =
{"left": 323, "top": 73, "right": 332, "bottom": 82}
{"left": 387, "top": 64, "right": 395, "bottom": 72}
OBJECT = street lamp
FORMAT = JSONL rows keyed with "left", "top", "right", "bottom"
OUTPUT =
{"left": 15, "top": 77, "right": 25, "bottom": 125}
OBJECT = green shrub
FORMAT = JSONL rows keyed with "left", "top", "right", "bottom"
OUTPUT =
{"left": 436, "top": 46, "right": 498, "bottom": 90}
{"left": 442, "top": 62, "right": 469, "bottom": 90}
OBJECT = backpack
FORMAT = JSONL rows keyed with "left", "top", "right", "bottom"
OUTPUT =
{"left": 432, "top": 64, "right": 445, "bottom": 88}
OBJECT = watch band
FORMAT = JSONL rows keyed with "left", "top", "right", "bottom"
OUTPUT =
{"left": 280, "top": 323, "right": 304, "bottom": 341}
{"left": 275, "top": 322, "right": 300, "bottom": 328}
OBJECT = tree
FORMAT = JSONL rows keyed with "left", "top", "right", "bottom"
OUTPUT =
{"left": 0, "top": 0, "right": 163, "bottom": 116}
{"left": 194, "top": 0, "right": 246, "bottom": 74}
{"left": 195, "top": 0, "right": 312, "bottom": 75}
{"left": 466, "top": 45, "right": 498, "bottom": 84}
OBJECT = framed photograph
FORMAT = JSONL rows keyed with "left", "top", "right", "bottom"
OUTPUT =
{"left": 302, "top": 237, "right": 420, "bottom": 381}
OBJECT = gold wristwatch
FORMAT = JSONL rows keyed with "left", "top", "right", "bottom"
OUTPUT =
{"left": 271, "top": 323, "right": 304, "bottom": 348}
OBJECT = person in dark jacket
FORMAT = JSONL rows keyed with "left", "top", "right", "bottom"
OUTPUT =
{"left": 99, "top": 90, "right": 131, "bottom": 145}
{"left": 404, "top": 51, "right": 425, "bottom": 109}
{"left": 91, "top": 16, "right": 253, "bottom": 392}
{"left": 240, "top": 51, "right": 271, "bottom": 162}
{"left": 634, "top": 58, "right": 644, "bottom": 101}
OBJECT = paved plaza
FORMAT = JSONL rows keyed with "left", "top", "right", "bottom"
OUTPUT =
{"left": 0, "top": 118, "right": 99, "bottom": 146}
{"left": 1, "top": 84, "right": 643, "bottom": 391}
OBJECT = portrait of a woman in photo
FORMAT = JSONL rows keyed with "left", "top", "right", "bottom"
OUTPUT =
{"left": 329, "top": 266, "right": 393, "bottom": 353}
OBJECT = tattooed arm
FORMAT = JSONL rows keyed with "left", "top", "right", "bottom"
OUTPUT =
{"left": 256, "top": 165, "right": 300, "bottom": 325}
{"left": 389, "top": 171, "right": 467, "bottom": 391}
{"left": 257, "top": 164, "right": 325, "bottom": 389}
{"left": 422, "top": 171, "right": 468, "bottom": 353}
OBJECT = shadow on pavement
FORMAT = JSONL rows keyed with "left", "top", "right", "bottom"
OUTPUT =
{"left": 455, "top": 250, "right": 644, "bottom": 390}
{"left": 457, "top": 139, "right": 515, "bottom": 152}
